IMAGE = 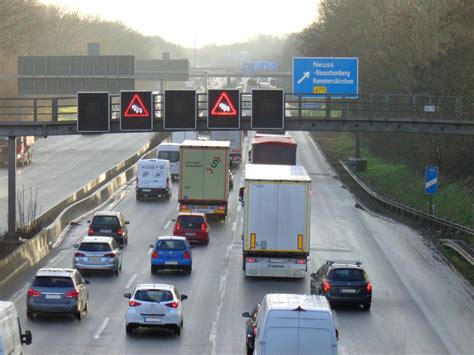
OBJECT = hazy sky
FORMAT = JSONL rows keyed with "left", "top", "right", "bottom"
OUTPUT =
{"left": 38, "top": 0, "right": 319, "bottom": 48}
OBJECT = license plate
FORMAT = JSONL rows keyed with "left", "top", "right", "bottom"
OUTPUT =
{"left": 142, "top": 189, "right": 151, "bottom": 192}
{"left": 185, "top": 233, "right": 196, "bottom": 236}
{"left": 100, "top": 229, "right": 112, "bottom": 233}
{"left": 144, "top": 317, "right": 162, "bottom": 323}
{"left": 270, "top": 259, "right": 284, "bottom": 263}
{"left": 45, "top": 294, "right": 61, "bottom": 299}
{"left": 88, "top": 256, "right": 102, "bottom": 261}
{"left": 165, "top": 261, "right": 178, "bottom": 265}
{"left": 340, "top": 288, "right": 357, "bottom": 294}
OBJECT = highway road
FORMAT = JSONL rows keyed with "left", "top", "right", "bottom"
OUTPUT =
{"left": 0, "top": 133, "right": 154, "bottom": 232}
{"left": 0, "top": 132, "right": 472, "bottom": 354}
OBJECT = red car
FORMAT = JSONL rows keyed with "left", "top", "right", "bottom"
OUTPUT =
{"left": 173, "top": 213, "right": 209, "bottom": 245}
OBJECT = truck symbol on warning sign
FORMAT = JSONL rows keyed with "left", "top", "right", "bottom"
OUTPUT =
{"left": 124, "top": 94, "right": 149, "bottom": 117}
{"left": 211, "top": 92, "right": 237, "bottom": 116}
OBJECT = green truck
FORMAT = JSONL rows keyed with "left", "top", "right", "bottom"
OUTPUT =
{"left": 179, "top": 140, "right": 231, "bottom": 220}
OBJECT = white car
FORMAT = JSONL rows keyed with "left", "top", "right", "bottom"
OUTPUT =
{"left": 124, "top": 284, "right": 188, "bottom": 336}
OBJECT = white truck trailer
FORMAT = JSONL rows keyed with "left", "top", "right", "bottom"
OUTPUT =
{"left": 239, "top": 164, "right": 312, "bottom": 278}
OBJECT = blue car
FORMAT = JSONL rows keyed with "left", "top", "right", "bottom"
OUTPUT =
{"left": 150, "top": 236, "right": 192, "bottom": 275}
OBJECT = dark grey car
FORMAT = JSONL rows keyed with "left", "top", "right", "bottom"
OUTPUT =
{"left": 26, "top": 268, "right": 89, "bottom": 320}
{"left": 88, "top": 211, "right": 129, "bottom": 245}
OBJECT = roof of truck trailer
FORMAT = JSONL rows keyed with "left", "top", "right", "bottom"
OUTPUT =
{"left": 180, "top": 139, "right": 231, "bottom": 148}
{"left": 252, "top": 135, "right": 296, "bottom": 146}
{"left": 245, "top": 164, "right": 311, "bottom": 182}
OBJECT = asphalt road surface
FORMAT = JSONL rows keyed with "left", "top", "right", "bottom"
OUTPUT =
{"left": 1, "top": 132, "right": 472, "bottom": 354}
{"left": 0, "top": 133, "right": 153, "bottom": 232}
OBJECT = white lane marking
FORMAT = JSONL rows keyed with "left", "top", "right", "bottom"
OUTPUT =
{"left": 237, "top": 203, "right": 241, "bottom": 213}
{"left": 232, "top": 222, "right": 237, "bottom": 233}
{"left": 93, "top": 317, "right": 110, "bottom": 339}
{"left": 163, "top": 220, "right": 171, "bottom": 230}
{"left": 124, "top": 273, "right": 137, "bottom": 289}
{"left": 11, "top": 285, "right": 29, "bottom": 304}
{"left": 210, "top": 272, "right": 229, "bottom": 354}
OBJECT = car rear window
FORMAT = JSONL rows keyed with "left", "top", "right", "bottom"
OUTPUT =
{"left": 79, "top": 242, "right": 112, "bottom": 252}
{"left": 177, "top": 216, "right": 204, "bottom": 228}
{"left": 327, "top": 268, "right": 366, "bottom": 282}
{"left": 157, "top": 240, "right": 186, "bottom": 250}
{"left": 92, "top": 216, "right": 120, "bottom": 226}
{"left": 158, "top": 150, "right": 179, "bottom": 163}
{"left": 33, "top": 276, "right": 74, "bottom": 288}
{"left": 134, "top": 290, "right": 174, "bottom": 303}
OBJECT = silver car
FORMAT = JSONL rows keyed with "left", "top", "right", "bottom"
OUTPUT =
{"left": 26, "top": 268, "right": 89, "bottom": 320}
{"left": 73, "top": 236, "right": 123, "bottom": 275}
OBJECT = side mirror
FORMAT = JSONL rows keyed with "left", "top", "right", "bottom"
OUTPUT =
{"left": 119, "top": 245, "right": 124, "bottom": 250}
{"left": 189, "top": 244, "right": 194, "bottom": 249}
{"left": 72, "top": 243, "right": 79, "bottom": 249}
{"left": 171, "top": 218, "right": 176, "bottom": 222}
{"left": 149, "top": 244, "right": 154, "bottom": 249}
{"left": 87, "top": 220, "right": 91, "bottom": 223}
{"left": 242, "top": 312, "right": 250, "bottom": 318}
{"left": 181, "top": 295, "right": 188, "bottom": 301}
{"left": 310, "top": 273, "right": 316, "bottom": 278}
{"left": 336, "top": 328, "right": 339, "bottom": 341}
{"left": 125, "top": 221, "right": 130, "bottom": 225}
{"left": 84, "top": 280, "right": 90, "bottom": 285}
{"left": 124, "top": 293, "right": 131, "bottom": 299}
{"left": 21, "top": 330, "right": 32, "bottom": 345}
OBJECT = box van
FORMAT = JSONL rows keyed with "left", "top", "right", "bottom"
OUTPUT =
{"left": 156, "top": 143, "right": 180, "bottom": 181}
{"left": 252, "top": 294, "right": 338, "bottom": 355}
{"left": 0, "top": 301, "right": 32, "bottom": 355}
{"left": 136, "top": 159, "right": 172, "bottom": 200}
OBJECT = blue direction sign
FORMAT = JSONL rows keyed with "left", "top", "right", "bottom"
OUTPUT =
{"left": 425, "top": 166, "right": 438, "bottom": 194}
{"left": 293, "top": 57, "right": 358, "bottom": 98}
{"left": 242, "top": 61, "right": 278, "bottom": 75}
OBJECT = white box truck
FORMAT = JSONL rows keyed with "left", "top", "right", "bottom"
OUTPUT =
{"left": 0, "top": 301, "right": 32, "bottom": 355}
{"left": 156, "top": 143, "right": 180, "bottom": 180}
{"left": 210, "top": 130, "right": 243, "bottom": 168}
{"left": 239, "top": 164, "right": 311, "bottom": 278}
{"left": 136, "top": 159, "right": 172, "bottom": 200}
{"left": 179, "top": 140, "right": 230, "bottom": 220}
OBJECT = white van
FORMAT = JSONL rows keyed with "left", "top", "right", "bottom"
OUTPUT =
{"left": 136, "top": 159, "right": 172, "bottom": 200}
{"left": 252, "top": 294, "right": 338, "bottom": 355}
{"left": 156, "top": 143, "right": 180, "bottom": 181}
{"left": 0, "top": 301, "right": 32, "bottom": 355}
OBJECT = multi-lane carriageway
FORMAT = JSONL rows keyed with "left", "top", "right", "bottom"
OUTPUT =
{"left": 0, "top": 132, "right": 473, "bottom": 354}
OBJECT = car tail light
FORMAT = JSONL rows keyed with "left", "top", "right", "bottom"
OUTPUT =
{"left": 165, "top": 302, "right": 179, "bottom": 308}
{"left": 367, "top": 282, "right": 373, "bottom": 293}
{"left": 74, "top": 252, "right": 86, "bottom": 257}
{"left": 253, "top": 325, "right": 257, "bottom": 336}
{"left": 216, "top": 206, "right": 225, "bottom": 210}
{"left": 65, "top": 290, "right": 79, "bottom": 298}
{"left": 27, "top": 288, "right": 40, "bottom": 298}
{"left": 118, "top": 229, "right": 124, "bottom": 236}
{"left": 322, "top": 280, "right": 331, "bottom": 293}
{"left": 175, "top": 222, "right": 181, "bottom": 230}
{"left": 183, "top": 251, "right": 191, "bottom": 259}
{"left": 104, "top": 252, "right": 116, "bottom": 258}
{"left": 88, "top": 228, "right": 94, "bottom": 235}
{"left": 246, "top": 257, "right": 256, "bottom": 263}
{"left": 200, "top": 223, "right": 207, "bottom": 232}
{"left": 151, "top": 251, "right": 159, "bottom": 259}
{"left": 129, "top": 300, "right": 142, "bottom": 307}
{"left": 296, "top": 259, "right": 306, "bottom": 265}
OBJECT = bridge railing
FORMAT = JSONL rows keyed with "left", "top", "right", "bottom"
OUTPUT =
{"left": 0, "top": 93, "right": 473, "bottom": 123}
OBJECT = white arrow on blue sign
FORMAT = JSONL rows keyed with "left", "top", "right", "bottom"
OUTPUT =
{"left": 292, "top": 57, "right": 358, "bottom": 98}
{"left": 425, "top": 166, "right": 438, "bottom": 194}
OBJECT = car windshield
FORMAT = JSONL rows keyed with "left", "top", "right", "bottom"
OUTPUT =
{"left": 33, "top": 276, "right": 74, "bottom": 288}
{"left": 92, "top": 216, "right": 120, "bottom": 226}
{"left": 177, "top": 216, "right": 204, "bottom": 229}
{"left": 79, "top": 242, "right": 112, "bottom": 252}
{"left": 327, "top": 268, "right": 366, "bottom": 282}
{"left": 157, "top": 240, "right": 186, "bottom": 250}
{"left": 134, "top": 290, "right": 174, "bottom": 303}
{"left": 158, "top": 150, "right": 179, "bottom": 163}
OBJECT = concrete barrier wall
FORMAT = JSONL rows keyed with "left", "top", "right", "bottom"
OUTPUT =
{"left": 0, "top": 133, "right": 168, "bottom": 291}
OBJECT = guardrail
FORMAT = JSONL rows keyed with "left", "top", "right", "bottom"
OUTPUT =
{"left": 439, "top": 239, "right": 474, "bottom": 266}
{"left": 339, "top": 161, "right": 474, "bottom": 264}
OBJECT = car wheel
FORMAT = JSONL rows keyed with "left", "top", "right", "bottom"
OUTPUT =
{"left": 136, "top": 194, "right": 141, "bottom": 201}
{"left": 124, "top": 237, "right": 128, "bottom": 245}
{"left": 186, "top": 265, "right": 192, "bottom": 275}
{"left": 26, "top": 310, "right": 34, "bottom": 320}
{"left": 126, "top": 324, "right": 134, "bottom": 335}
{"left": 363, "top": 303, "right": 371, "bottom": 311}
{"left": 75, "top": 308, "right": 82, "bottom": 321}
{"left": 204, "top": 239, "right": 209, "bottom": 246}
{"left": 246, "top": 343, "right": 253, "bottom": 355}
{"left": 242, "top": 258, "right": 246, "bottom": 271}
{"left": 174, "top": 324, "right": 181, "bottom": 336}
{"left": 151, "top": 265, "right": 158, "bottom": 274}
{"left": 114, "top": 267, "right": 120, "bottom": 276}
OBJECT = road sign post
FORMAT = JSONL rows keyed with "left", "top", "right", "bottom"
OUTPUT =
{"left": 293, "top": 57, "right": 358, "bottom": 98}
{"left": 425, "top": 166, "right": 438, "bottom": 215}
{"left": 120, "top": 91, "right": 153, "bottom": 131}
{"left": 207, "top": 89, "right": 240, "bottom": 129}
{"left": 77, "top": 92, "right": 110, "bottom": 133}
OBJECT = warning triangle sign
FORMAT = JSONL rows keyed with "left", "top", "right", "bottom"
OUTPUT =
{"left": 124, "top": 94, "right": 150, "bottom": 117}
{"left": 211, "top": 92, "right": 237, "bottom": 116}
